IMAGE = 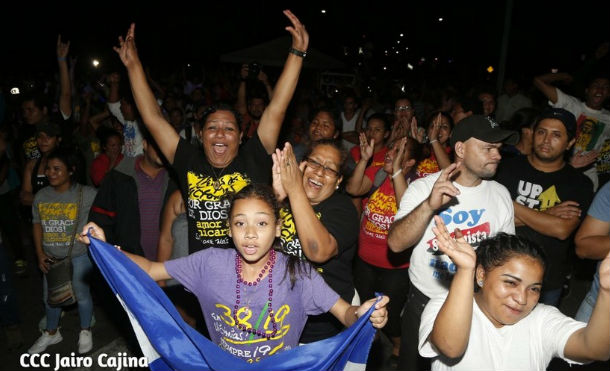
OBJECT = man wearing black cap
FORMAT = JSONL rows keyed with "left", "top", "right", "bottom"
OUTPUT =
{"left": 495, "top": 107, "right": 594, "bottom": 306}
{"left": 387, "top": 115, "right": 518, "bottom": 371}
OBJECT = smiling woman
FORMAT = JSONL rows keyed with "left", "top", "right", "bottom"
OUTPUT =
{"left": 418, "top": 217, "right": 610, "bottom": 370}
{"left": 112, "top": 10, "right": 308, "bottom": 253}
{"left": 272, "top": 139, "right": 360, "bottom": 342}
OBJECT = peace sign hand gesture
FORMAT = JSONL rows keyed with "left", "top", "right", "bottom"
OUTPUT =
{"left": 426, "top": 163, "right": 460, "bottom": 211}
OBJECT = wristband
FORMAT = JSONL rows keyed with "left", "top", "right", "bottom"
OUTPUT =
{"left": 288, "top": 47, "right": 307, "bottom": 58}
{"left": 392, "top": 169, "right": 403, "bottom": 179}
{"left": 429, "top": 139, "right": 438, "bottom": 144}
{"left": 57, "top": 57, "right": 67, "bottom": 62}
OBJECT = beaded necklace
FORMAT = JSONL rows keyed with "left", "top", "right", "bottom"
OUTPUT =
{"left": 234, "top": 249, "right": 278, "bottom": 339}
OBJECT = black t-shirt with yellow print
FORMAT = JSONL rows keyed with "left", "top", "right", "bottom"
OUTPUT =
{"left": 279, "top": 191, "right": 359, "bottom": 342}
{"left": 173, "top": 135, "right": 271, "bottom": 253}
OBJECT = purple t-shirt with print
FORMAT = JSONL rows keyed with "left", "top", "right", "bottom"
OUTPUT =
{"left": 165, "top": 248, "right": 340, "bottom": 363}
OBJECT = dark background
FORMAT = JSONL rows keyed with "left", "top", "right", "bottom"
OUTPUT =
{"left": 1, "top": 0, "right": 608, "bottom": 90}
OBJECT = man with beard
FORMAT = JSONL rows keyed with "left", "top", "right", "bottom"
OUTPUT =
{"left": 387, "top": 115, "right": 518, "bottom": 371}
{"left": 495, "top": 108, "right": 593, "bottom": 306}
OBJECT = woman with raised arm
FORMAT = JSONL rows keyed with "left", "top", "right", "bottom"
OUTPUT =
{"left": 419, "top": 215, "right": 610, "bottom": 370}
{"left": 347, "top": 134, "right": 422, "bottom": 361}
{"left": 113, "top": 10, "right": 307, "bottom": 253}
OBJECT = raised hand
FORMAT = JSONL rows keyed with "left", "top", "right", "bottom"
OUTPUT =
{"left": 426, "top": 163, "right": 460, "bottom": 210}
{"left": 390, "top": 118, "right": 409, "bottom": 143}
{"left": 428, "top": 112, "right": 442, "bottom": 143}
{"left": 570, "top": 150, "right": 599, "bottom": 169}
{"left": 112, "top": 23, "right": 140, "bottom": 69}
{"left": 258, "top": 70, "right": 270, "bottom": 85}
{"left": 278, "top": 142, "right": 305, "bottom": 195}
{"left": 271, "top": 149, "right": 288, "bottom": 201}
{"left": 392, "top": 136, "right": 407, "bottom": 173}
{"left": 431, "top": 215, "right": 476, "bottom": 269}
{"left": 57, "top": 34, "right": 70, "bottom": 60}
{"left": 543, "top": 200, "right": 581, "bottom": 219}
{"left": 359, "top": 132, "right": 374, "bottom": 162}
{"left": 284, "top": 10, "right": 309, "bottom": 52}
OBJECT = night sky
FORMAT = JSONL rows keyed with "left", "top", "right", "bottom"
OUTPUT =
{"left": 2, "top": 1, "right": 608, "bottom": 88}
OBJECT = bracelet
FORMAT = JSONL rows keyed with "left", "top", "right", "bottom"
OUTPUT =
{"left": 57, "top": 57, "right": 66, "bottom": 62}
{"left": 288, "top": 47, "right": 307, "bottom": 58}
{"left": 392, "top": 169, "right": 403, "bottom": 179}
{"left": 429, "top": 139, "right": 438, "bottom": 144}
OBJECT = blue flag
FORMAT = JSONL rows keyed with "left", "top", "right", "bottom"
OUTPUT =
{"left": 88, "top": 236, "right": 377, "bottom": 371}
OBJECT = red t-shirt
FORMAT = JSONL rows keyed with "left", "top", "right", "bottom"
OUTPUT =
{"left": 358, "top": 174, "right": 410, "bottom": 269}
{"left": 350, "top": 146, "right": 388, "bottom": 168}
{"left": 416, "top": 145, "right": 452, "bottom": 178}
{"left": 90, "top": 153, "right": 124, "bottom": 187}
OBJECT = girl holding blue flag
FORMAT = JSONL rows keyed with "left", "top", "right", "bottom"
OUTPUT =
{"left": 80, "top": 184, "right": 388, "bottom": 363}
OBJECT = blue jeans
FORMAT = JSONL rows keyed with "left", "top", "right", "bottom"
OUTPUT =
{"left": 575, "top": 265, "right": 600, "bottom": 322}
{"left": 43, "top": 253, "right": 94, "bottom": 330}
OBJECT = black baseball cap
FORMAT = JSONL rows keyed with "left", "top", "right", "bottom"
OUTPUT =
{"left": 450, "top": 115, "right": 519, "bottom": 147}
{"left": 536, "top": 108, "right": 577, "bottom": 139}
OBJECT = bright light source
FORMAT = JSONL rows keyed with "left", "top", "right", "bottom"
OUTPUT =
{"left": 321, "top": 9, "right": 326, "bottom": 14}
{"left": 438, "top": 17, "right": 444, "bottom": 22}
{"left": 187, "top": 63, "right": 191, "bottom": 67}
{"left": 551, "top": 68, "right": 559, "bottom": 73}
{"left": 383, "top": 66, "right": 387, "bottom": 70}
{"left": 10, "top": 87, "right": 20, "bottom": 95}
{"left": 400, "top": 33, "right": 404, "bottom": 37}
{"left": 434, "top": 57, "right": 438, "bottom": 62}
{"left": 420, "top": 57, "right": 426, "bottom": 62}
{"left": 358, "top": 47, "right": 364, "bottom": 55}
{"left": 487, "top": 66, "right": 494, "bottom": 73}
{"left": 92, "top": 59, "right": 100, "bottom": 68}
{"left": 407, "top": 63, "right": 414, "bottom": 70}
{"left": 396, "top": 51, "right": 400, "bottom": 54}
{"left": 397, "top": 40, "right": 401, "bottom": 44}
{"left": 401, "top": 85, "right": 406, "bottom": 92}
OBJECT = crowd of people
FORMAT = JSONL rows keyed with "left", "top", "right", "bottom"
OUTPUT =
{"left": 0, "top": 9, "right": 609, "bottom": 370}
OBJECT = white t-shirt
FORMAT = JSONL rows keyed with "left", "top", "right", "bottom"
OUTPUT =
{"left": 341, "top": 109, "right": 360, "bottom": 151}
{"left": 551, "top": 88, "right": 610, "bottom": 186}
{"left": 419, "top": 294, "right": 586, "bottom": 371}
{"left": 395, "top": 171, "right": 515, "bottom": 298}
{"left": 108, "top": 101, "right": 144, "bottom": 157}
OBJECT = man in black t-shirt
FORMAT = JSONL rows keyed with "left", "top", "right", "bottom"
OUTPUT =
{"left": 496, "top": 108, "right": 594, "bottom": 306}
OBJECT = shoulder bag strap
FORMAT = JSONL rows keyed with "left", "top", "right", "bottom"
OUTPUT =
{"left": 65, "top": 185, "right": 83, "bottom": 259}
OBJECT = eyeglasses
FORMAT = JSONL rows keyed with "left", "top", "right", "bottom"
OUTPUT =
{"left": 306, "top": 158, "right": 340, "bottom": 178}
{"left": 395, "top": 105, "right": 412, "bottom": 111}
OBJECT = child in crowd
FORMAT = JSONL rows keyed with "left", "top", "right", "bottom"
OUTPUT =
{"left": 80, "top": 184, "right": 388, "bottom": 363}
